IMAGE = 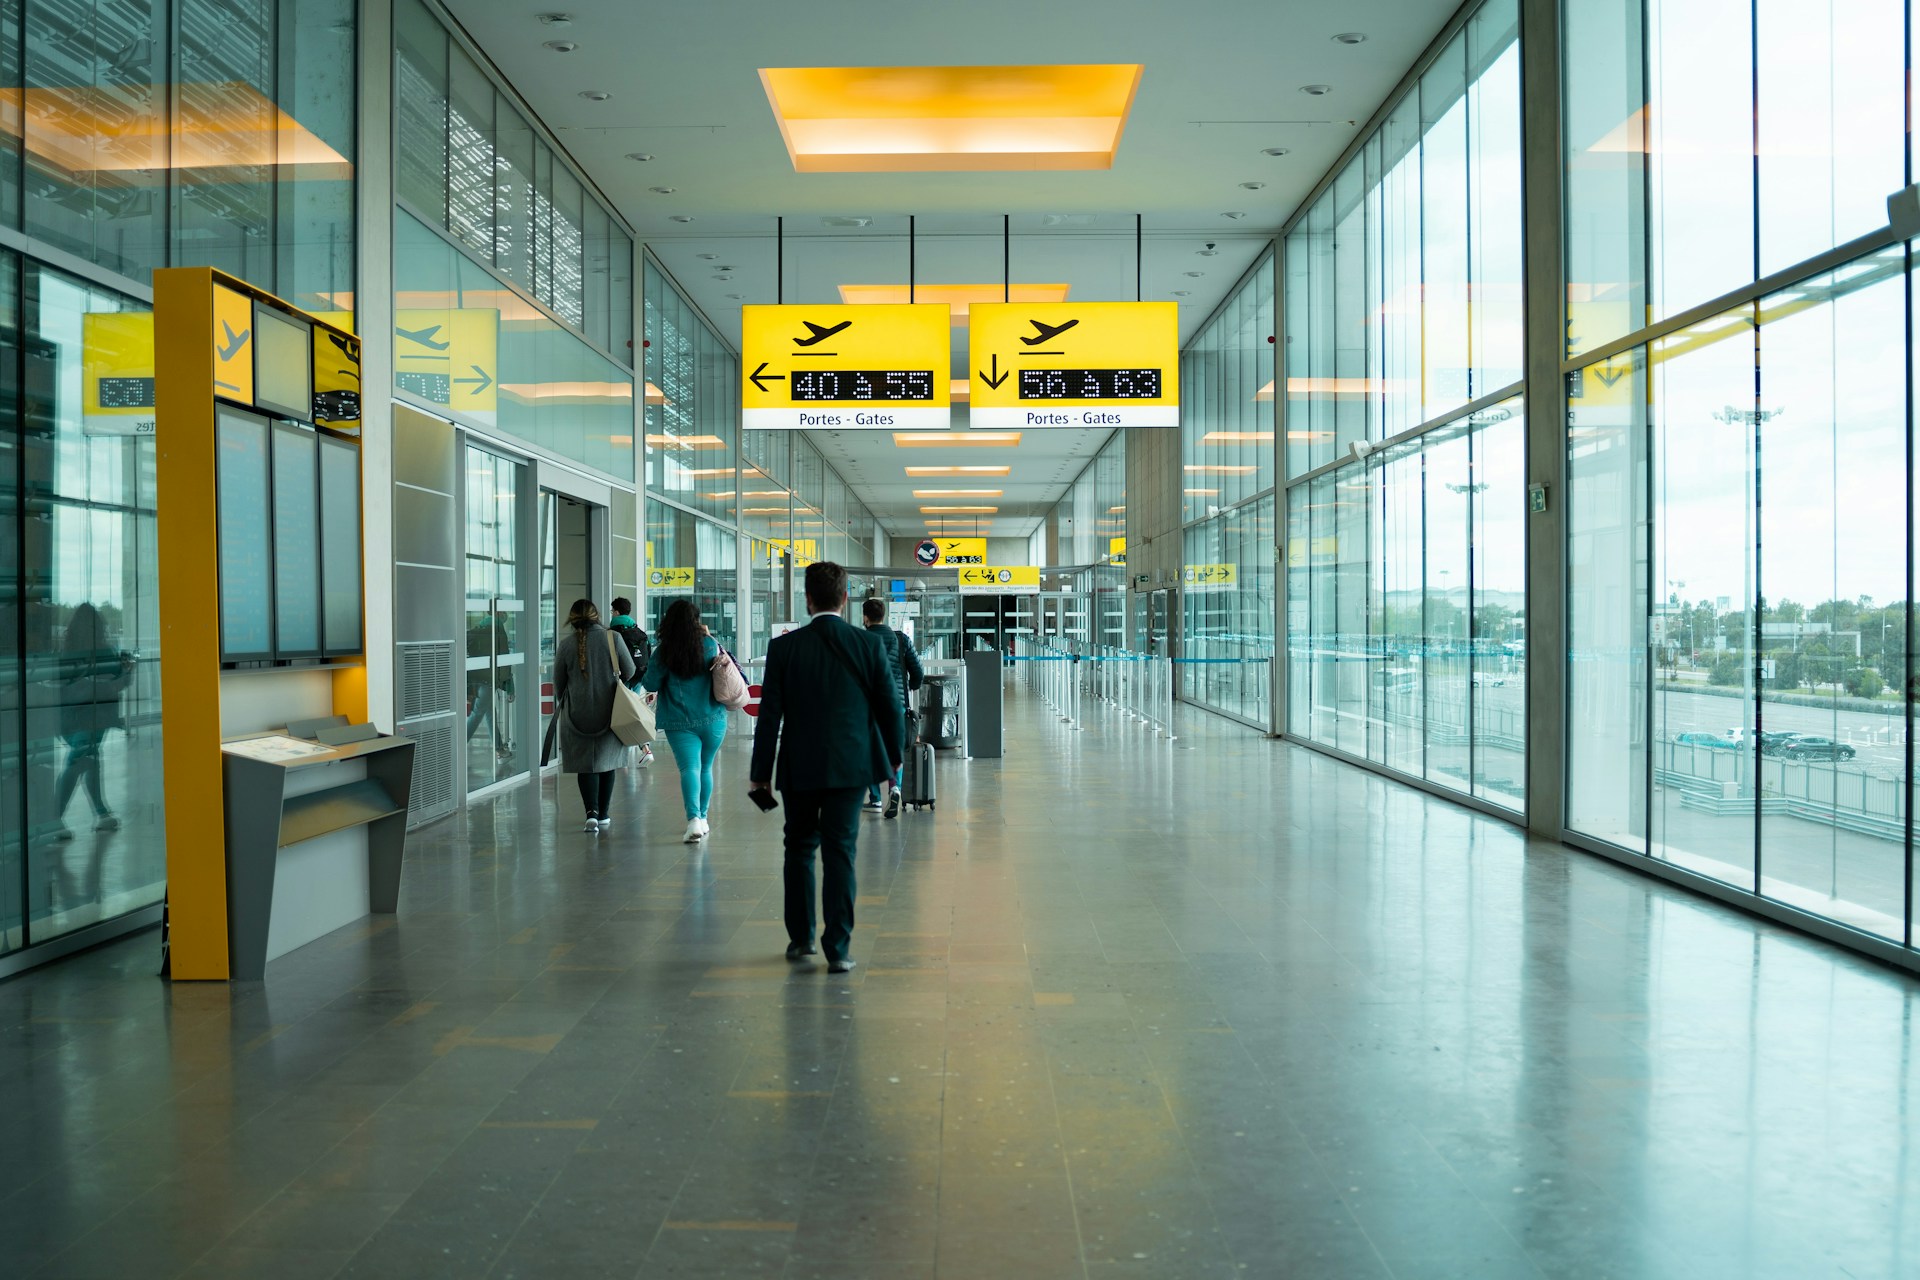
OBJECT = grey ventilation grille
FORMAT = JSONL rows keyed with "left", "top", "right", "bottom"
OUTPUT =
{"left": 397, "top": 641, "right": 458, "bottom": 826}
{"left": 405, "top": 718, "right": 458, "bottom": 827}
{"left": 399, "top": 642, "right": 455, "bottom": 721}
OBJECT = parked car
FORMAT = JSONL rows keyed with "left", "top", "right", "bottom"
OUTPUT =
{"left": 1472, "top": 671, "right": 1507, "bottom": 688}
{"left": 1677, "top": 731, "right": 1741, "bottom": 750}
{"left": 1778, "top": 736, "right": 1855, "bottom": 762}
{"left": 1726, "top": 728, "right": 1803, "bottom": 755}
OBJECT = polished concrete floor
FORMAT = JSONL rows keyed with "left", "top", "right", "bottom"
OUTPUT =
{"left": 3, "top": 688, "right": 1919, "bottom": 1279}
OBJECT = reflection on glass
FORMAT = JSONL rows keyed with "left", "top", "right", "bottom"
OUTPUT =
{"left": 20, "top": 262, "right": 166, "bottom": 943}
{"left": 465, "top": 446, "right": 526, "bottom": 793}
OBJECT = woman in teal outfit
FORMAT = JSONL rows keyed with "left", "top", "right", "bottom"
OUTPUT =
{"left": 641, "top": 599, "right": 728, "bottom": 843}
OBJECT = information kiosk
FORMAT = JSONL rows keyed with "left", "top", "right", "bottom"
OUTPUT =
{"left": 154, "top": 269, "right": 410, "bottom": 981}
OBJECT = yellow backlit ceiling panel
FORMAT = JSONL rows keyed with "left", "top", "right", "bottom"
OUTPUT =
{"left": 760, "top": 65, "right": 1142, "bottom": 172}
{"left": 1, "top": 82, "right": 351, "bottom": 175}
{"left": 839, "top": 283, "right": 1071, "bottom": 323}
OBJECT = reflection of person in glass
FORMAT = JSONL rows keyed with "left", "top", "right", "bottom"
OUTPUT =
{"left": 52, "top": 603, "right": 132, "bottom": 839}
{"left": 466, "top": 615, "right": 515, "bottom": 760}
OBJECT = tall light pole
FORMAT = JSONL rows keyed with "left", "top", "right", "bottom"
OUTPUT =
{"left": 1712, "top": 406, "right": 1784, "bottom": 707}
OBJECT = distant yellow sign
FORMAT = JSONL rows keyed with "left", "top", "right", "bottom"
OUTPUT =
{"left": 1185, "top": 563, "right": 1238, "bottom": 588}
{"left": 957, "top": 565, "right": 1040, "bottom": 594}
{"left": 1286, "top": 537, "right": 1339, "bottom": 568}
{"left": 395, "top": 309, "right": 499, "bottom": 421}
{"left": 767, "top": 538, "right": 818, "bottom": 567}
{"left": 968, "top": 301, "right": 1179, "bottom": 429}
{"left": 1109, "top": 536, "right": 1127, "bottom": 566}
{"left": 649, "top": 566, "right": 695, "bottom": 590}
{"left": 212, "top": 284, "right": 255, "bottom": 407}
{"left": 935, "top": 537, "right": 986, "bottom": 565}
{"left": 83, "top": 313, "right": 157, "bottom": 436}
{"left": 741, "top": 303, "right": 951, "bottom": 431}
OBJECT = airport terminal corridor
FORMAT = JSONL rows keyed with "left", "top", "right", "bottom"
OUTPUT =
{"left": 2, "top": 689, "right": 1916, "bottom": 1280}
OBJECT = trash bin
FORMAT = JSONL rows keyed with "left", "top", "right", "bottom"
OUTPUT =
{"left": 922, "top": 675, "right": 962, "bottom": 750}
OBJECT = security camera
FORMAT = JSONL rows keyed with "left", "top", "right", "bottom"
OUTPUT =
{"left": 1204, "top": 242, "right": 1216, "bottom": 252}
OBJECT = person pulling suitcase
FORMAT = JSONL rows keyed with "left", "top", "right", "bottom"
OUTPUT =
{"left": 861, "top": 598, "right": 923, "bottom": 818}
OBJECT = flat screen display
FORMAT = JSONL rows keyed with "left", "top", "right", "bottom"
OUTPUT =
{"left": 217, "top": 411, "right": 273, "bottom": 661}
{"left": 272, "top": 424, "right": 320, "bottom": 657}
{"left": 318, "top": 435, "right": 364, "bottom": 656}
{"left": 254, "top": 302, "right": 314, "bottom": 421}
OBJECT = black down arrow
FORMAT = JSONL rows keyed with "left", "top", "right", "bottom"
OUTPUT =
{"left": 978, "top": 352, "right": 1009, "bottom": 390}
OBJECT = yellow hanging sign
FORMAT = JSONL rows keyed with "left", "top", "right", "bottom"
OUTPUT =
{"left": 957, "top": 564, "right": 1040, "bottom": 594}
{"left": 968, "top": 301, "right": 1179, "bottom": 429}
{"left": 395, "top": 309, "right": 499, "bottom": 420}
{"left": 1109, "top": 536, "right": 1127, "bottom": 566}
{"left": 741, "top": 303, "right": 951, "bottom": 430}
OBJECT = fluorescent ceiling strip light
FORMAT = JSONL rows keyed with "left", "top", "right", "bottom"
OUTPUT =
{"left": 906, "top": 465, "right": 1012, "bottom": 476}
{"left": 894, "top": 432, "right": 1022, "bottom": 447}
{"left": 913, "top": 489, "right": 1004, "bottom": 497}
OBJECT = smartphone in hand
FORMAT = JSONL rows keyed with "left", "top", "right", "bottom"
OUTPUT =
{"left": 749, "top": 788, "right": 778, "bottom": 813}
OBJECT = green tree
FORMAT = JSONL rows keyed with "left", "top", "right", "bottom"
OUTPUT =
{"left": 1768, "top": 650, "right": 1805, "bottom": 690}
{"left": 1710, "top": 653, "right": 1748, "bottom": 687}
{"left": 1846, "top": 667, "right": 1886, "bottom": 699}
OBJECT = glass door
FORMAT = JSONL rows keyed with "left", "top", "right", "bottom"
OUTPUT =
{"left": 539, "top": 489, "right": 594, "bottom": 765}
{"left": 464, "top": 446, "right": 528, "bottom": 794}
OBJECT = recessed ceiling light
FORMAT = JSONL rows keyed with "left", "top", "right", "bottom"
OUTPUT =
{"left": 717, "top": 265, "right": 736, "bottom": 272}
{"left": 726, "top": 293, "right": 745, "bottom": 300}
{"left": 539, "top": 12, "right": 572, "bottom": 25}
{"left": 1170, "top": 290, "right": 1191, "bottom": 297}
{"left": 1300, "top": 84, "right": 1331, "bottom": 96}
{"left": 1240, "top": 181, "right": 1266, "bottom": 190}
{"left": 1183, "top": 270, "right": 1204, "bottom": 277}
{"left": 669, "top": 215, "right": 694, "bottom": 223}
{"left": 626, "top": 152, "right": 655, "bottom": 162}
{"left": 1262, "top": 147, "right": 1290, "bottom": 157}
{"left": 579, "top": 90, "right": 611, "bottom": 101}
{"left": 711, "top": 274, "right": 730, "bottom": 281}
{"left": 696, "top": 252, "right": 718, "bottom": 260}
{"left": 1221, "top": 212, "right": 1249, "bottom": 220}
{"left": 1333, "top": 32, "right": 1367, "bottom": 44}
{"left": 649, "top": 186, "right": 675, "bottom": 194}
{"left": 1197, "top": 247, "right": 1219, "bottom": 257}
{"left": 543, "top": 40, "right": 577, "bottom": 52}
{"left": 822, "top": 216, "right": 873, "bottom": 228}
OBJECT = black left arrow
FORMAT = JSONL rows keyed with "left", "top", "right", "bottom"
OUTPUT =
{"left": 978, "top": 352, "right": 1009, "bottom": 390}
{"left": 750, "top": 361, "right": 786, "bottom": 393}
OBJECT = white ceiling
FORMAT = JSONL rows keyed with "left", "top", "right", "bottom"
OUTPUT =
{"left": 440, "top": 0, "right": 1458, "bottom": 536}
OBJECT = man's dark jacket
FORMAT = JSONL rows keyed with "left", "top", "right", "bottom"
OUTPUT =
{"left": 751, "top": 613, "right": 905, "bottom": 792}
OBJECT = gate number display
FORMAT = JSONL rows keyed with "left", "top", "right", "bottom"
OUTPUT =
{"left": 1019, "top": 368, "right": 1162, "bottom": 400}
{"left": 789, "top": 369, "right": 933, "bottom": 402}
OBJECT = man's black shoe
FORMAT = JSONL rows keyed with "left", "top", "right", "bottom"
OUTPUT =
{"left": 786, "top": 942, "right": 817, "bottom": 961}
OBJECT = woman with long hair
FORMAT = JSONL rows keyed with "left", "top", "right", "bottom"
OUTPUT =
{"left": 552, "top": 598, "right": 633, "bottom": 833}
{"left": 640, "top": 598, "right": 727, "bottom": 843}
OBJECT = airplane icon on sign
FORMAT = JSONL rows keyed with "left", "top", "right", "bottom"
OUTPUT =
{"left": 397, "top": 324, "right": 451, "bottom": 351}
{"left": 793, "top": 319, "right": 851, "bottom": 347}
{"left": 1020, "top": 318, "right": 1078, "bottom": 346}
{"left": 217, "top": 320, "right": 250, "bottom": 362}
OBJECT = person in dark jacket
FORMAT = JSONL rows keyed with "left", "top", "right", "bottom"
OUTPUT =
{"left": 749, "top": 563, "right": 903, "bottom": 974}
{"left": 607, "top": 597, "right": 653, "bottom": 765}
{"left": 52, "top": 603, "right": 131, "bottom": 839}
{"left": 861, "top": 597, "right": 922, "bottom": 817}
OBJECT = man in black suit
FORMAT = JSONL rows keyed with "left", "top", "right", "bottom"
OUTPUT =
{"left": 749, "top": 562, "right": 904, "bottom": 974}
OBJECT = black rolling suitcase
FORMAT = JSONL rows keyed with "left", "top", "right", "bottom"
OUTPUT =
{"left": 899, "top": 705, "right": 936, "bottom": 811}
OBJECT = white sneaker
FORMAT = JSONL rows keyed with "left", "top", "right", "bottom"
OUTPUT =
{"left": 638, "top": 747, "right": 654, "bottom": 766}
{"left": 596, "top": 817, "right": 612, "bottom": 832}
{"left": 695, "top": 818, "right": 710, "bottom": 839}
{"left": 582, "top": 816, "right": 601, "bottom": 833}
{"left": 683, "top": 820, "right": 703, "bottom": 843}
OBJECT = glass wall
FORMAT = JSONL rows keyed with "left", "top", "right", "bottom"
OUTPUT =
{"left": 1563, "top": 0, "right": 1918, "bottom": 951}
{"left": 1563, "top": 0, "right": 1903, "bottom": 361}
{"left": 395, "top": 0, "right": 631, "bottom": 357}
{"left": 1183, "top": 249, "right": 1276, "bottom": 523}
{"left": 645, "top": 258, "right": 738, "bottom": 522}
{"left": 645, "top": 498, "right": 738, "bottom": 654}
{"left": 0, "top": 0, "right": 356, "bottom": 310}
{"left": 2, "top": 257, "right": 168, "bottom": 956}
{"left": 1285, "top": 0, "right": 1522, "bottom": 479}
{"left": 1183, "top": 496, "right": 1275, "bottom": 726}
{"left": 1287, "top": 401, "right": 1526, "bottom": 809}
{"left": 395, "top": 209, "right": 635, "bottom": 481}
{"left": 1281, "top": 0, "right": 1523, "bottom": 808}
{"left": 463, "top": 446, "right": 528, "bottom": 794}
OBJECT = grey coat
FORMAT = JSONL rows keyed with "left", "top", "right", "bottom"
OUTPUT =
{"left": 553, "top": 624, "right": 635, "bottom": 774}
